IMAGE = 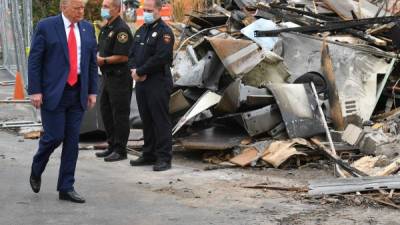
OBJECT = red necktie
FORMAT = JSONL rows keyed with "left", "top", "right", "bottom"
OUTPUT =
{"left": 67, "top": 23, "right": 78, "bottom": 86}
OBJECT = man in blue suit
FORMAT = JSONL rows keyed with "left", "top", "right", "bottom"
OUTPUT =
{"left": 28, "top": 0, "right": 98, "bottom": 204}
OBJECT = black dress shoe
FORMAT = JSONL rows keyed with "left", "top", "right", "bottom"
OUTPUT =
{"left": 153, "top": 161, "right": 171, "bottom": 171}
{"left": 130, "top": 156, "right": 156, "bottom": 166}
{"left": 104, "top": 152, "right": 127, "bottom": 162}
{"left": 95, "top": 149, "right": 113, "bottom": 158}
{"left": 59, "top": 190, "right": 85, "bottom": 203}
{"left": 29, "top": 173, "right": 41, "bottom": 193}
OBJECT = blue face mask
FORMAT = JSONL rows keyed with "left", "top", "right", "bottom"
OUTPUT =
{"left": 101, "top": 8, "right": 111, "bottom": 20}
{"left": 143, "top": 12, "right": 155, "bottom": 24}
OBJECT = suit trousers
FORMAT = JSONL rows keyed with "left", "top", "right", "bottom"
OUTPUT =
{"left": 31, "top": 86, "right": 84, "bottom": 192}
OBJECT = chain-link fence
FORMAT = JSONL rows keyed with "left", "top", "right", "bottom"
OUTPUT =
{"left": 0, "top": 0, "right": 32, "bottom": 86}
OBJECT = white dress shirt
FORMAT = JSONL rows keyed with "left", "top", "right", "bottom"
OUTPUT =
{"left": 62, "top": 13, "right": 81, "bottom": 74}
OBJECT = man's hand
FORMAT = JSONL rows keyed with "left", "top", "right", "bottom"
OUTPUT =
{"left": 97, "top": 56, "right": 105, "bottom": 67}
{"left": 131, "top": 69, "right": 147, "bottom": 82}
{"left": 30, "top": 94, "right": 43, "bottom": 109}
{"left": 87, "top": 94, "right": 97, "bottom": 109}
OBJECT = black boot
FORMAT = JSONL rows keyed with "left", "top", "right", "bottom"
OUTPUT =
{"left": 130, "top": 156, "right": 156, "bottom": 166}
{"left": 104, "top": 152, "right": 127, "bottom": 162}
{"left": 95, "top": 149, "right": 113, "bottom": 158}
{"left": 153, "top": 161, "right": 171, "bottom": 171}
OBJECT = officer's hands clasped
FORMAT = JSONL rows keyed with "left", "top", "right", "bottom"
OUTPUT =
{"left": 131, "top": 69, "right": 147, "bottom": 82}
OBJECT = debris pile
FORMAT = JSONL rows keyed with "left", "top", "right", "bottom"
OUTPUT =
{"left": 167, "top": 0, "right": 400, "bottom": 208}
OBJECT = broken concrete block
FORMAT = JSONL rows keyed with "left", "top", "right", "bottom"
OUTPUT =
{"left": 342, "top": 124, "right": 363, "bottom": 146}
{"left": 358, "top": 131, "right": 392, "bottom": 155}
{"left": 375, "top": 142, "right": 400, "bottom": 159}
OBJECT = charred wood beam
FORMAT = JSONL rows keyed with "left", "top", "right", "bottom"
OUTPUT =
{"left": 256, "top": 8, "right": 311, "bottom": 26}
{"left": 254, "top": 16, "right": 400, "bottom": 37}
{"left": 311, "top": 138, "right": 369, "bottom": 177}
{"left": 258, "top": 4, "right": 387, "bottom": 45}
{"left": 267, "top": 4, "right": 338, "bottom": 21}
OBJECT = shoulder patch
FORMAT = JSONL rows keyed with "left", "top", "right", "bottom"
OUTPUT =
{"left": 163, "top": 33, "right": 172, "bottom": 44}
{"left": 117, "top": 32, "right": 129, "bottom": 44}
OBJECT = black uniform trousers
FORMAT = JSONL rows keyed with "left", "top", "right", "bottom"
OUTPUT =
{"left": 136, "top": 74, "right": 173, "bottom": 162}
{"left": 100, "top": 72, "right": 133, "bottom": 154}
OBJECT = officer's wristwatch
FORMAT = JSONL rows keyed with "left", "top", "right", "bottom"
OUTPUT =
{"left": 104, "top": 57, "right": 108, "bottom": 65}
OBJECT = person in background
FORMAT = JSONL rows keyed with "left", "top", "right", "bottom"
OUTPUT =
{"left": 128, "top": 0, "right": 174, "bottom": 171}
{"left": 95, "top": 0, "right": 133, "bottom": 162}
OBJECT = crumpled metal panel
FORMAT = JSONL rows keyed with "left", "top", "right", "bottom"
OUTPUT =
{"left": 277, "top": 33, "right": 395, "bottom": 121}
{"left": 215, "top": 79, "right": 270, "bottom": 114}
{"left": 267, "top": 83, "right": 325, "bottom": 139}
{"left": 241, "top": 18, "right": 279, "bottom": 51}
{"left": 241, "top": 19, "right": 299, "bottom": 51}
{"left": 173, "top": 50, "right": 224, "bottom": 91}
{"left": 238, "top": 104, "right": 282, "bottom": 137}
{"left": 177, "top": 125, "right": 248, "bottom": 150}
{"left": 172, "top": 91, "right": 221, "bottom": 135}
{"left": 207, "top": 37, "right": 264, "bottom": 76}
{"left": 246, "top": 94, "right": 275, "bottom": 108}
{"left": 169, "top": 89, "right": 191, "bottom": 114}
{"left": 206, "top": 37, "right": 290, "bottom": 87}
{"left": 241, "top": 50, "right": 290, "bottom": 87}
{"left": 216, "top": 104, "right": 282, "bottom": 137}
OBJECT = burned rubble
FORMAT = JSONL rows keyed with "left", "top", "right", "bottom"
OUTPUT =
{"left": 167, "top": 0, "right": 400, "bottom": 208}
{"left": 1, "top": 0, "right": 400, "bottom": 211}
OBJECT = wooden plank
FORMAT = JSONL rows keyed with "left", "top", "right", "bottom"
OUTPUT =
{"left": 242, "top": 184, "right": 308, "bottom": 192}
{"left": 230, "top": 147, "right": 259, "bottom": 167}
{"left": 372, "top": 107, "right": 400, "bottom": 121}
{"left": 321, "top": 39, "right": 345, "bottom": 131}
{"left": 364, "top": 196, "right": 400, "bottom": 209}
{"left": 24, "top": 131, "right": 41, "bottom": 139}
{"left": 261, "top": 139, "right": 308, "bottom": 168}
{"left": 127, "top": 140, "right": 144, "bottom": 149}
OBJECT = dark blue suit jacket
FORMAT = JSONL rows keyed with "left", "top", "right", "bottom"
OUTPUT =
{"left": 28, "top": 15, "right": 98, "bottom": 110}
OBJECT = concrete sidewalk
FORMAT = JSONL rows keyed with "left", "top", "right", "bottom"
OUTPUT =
{"left": 0, "top": 130, "right": 271, "bottom": 225}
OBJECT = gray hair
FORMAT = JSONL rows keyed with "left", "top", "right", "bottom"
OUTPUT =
{"left": 60, "top": 0, "right": 87, "bottom": 8}
{"left": 60, "top": 0, "right": 69, "bottom": 7}
{"left": 111, "top": 0, "right": 122, "bottom": 8}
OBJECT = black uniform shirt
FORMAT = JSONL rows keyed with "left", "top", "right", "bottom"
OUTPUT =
{"left": 98, "top": 16, "right": 133, "bottom": 73}
{"left": 128, "top": 18, "right": 174, "bottom": 77}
